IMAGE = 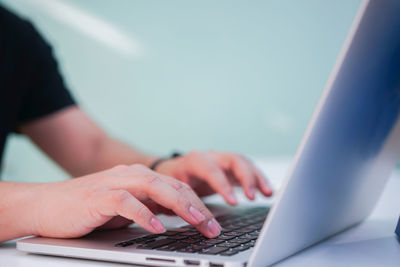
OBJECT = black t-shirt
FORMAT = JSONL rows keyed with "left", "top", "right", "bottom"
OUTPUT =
{"left": 0, "top": 6, "right": 76, "bottom": 167}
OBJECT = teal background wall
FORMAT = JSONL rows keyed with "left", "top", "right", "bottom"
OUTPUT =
{"left": 0, "top": 0, "right": 361, "bottom": 182}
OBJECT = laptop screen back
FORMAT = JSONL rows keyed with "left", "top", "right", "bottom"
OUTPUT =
{"left": 250, "top": 0, "right": 400, "bottom": 266}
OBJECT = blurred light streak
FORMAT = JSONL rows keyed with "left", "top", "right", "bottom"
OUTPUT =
{"left": 23, "top": 0, "right": 142, "bottom": 57}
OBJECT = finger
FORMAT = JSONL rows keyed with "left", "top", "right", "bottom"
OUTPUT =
{"left": 187, "top": 151, "right": 238, "bottom": 205}
{"left": 96, "top": 189, "right": 166, "bottom": 234}
{"left": 140, "top": 173, "right": 210, "bottom": 225}
{"left": 108, "top": 165, "right": 207, "bottom": 225}
{"left": 119, "top": 166, "right": 220, "bottom": 237}
{"left": 252, "top": 166, "right": 273, "bottom": 196}
{"left": 142, "top": 200, "right": 174, "bottom": 215}
{"left": 227, "top": 155, "right": 258, "bottom": 200}
{"left": 110, "top": 165, "right": 221, "bottom": 237}
{"left": 160, "top": 175, "right": 222, "bottom": 238}
{"left": 144, "top": 173, "right": 221, "bottom": 238}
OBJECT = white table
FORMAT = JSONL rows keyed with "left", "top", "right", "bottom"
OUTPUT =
{"left": 1, "top": 158, "right": 400, "bottom": 267}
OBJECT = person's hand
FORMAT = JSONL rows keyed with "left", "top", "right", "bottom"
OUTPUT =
{"left": 154, "top": 151, "right": 273, "bottom": 205}
{"left": 31, "top": 164, "right": 221, "bottom": 239}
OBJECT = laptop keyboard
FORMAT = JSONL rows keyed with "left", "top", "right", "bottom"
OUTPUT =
{"left": 115, "top": 207, "right": 269, "bottom": 256}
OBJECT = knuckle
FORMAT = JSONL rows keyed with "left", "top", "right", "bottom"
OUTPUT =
{"left": 136, "top": 205, "right": 151, "bottom": 220}
{"left": 210, "top": 167, "right": 221, "bottom": 175}
{"left": 174, "top": 181, "right": 191, "bottom": 192}
{"left": 112, "top": 164, "right": 131, "bottom": 173}
{"left": 231, "top": 157, "right": 243, "bottom": 166}
{"left": 181, "top": 182, "right": 192, "bottom": 191}
{"left": 197, "top": 206, "right": 210, "bottom": 216}
{"left": 209, "top": 169, "right": 225, "bottom": 182}
{"left": 112, "top": 190, "right": 130, "bottom": 205}
{"left": 188, "top": 150, "right": 201, "bottom": 159}
{"left": 145, "top": 174, "right": 162, "bottom": 187}
{"left": 176, "top": 197, "right": 190, "bottom": 211}
{"left": 130, "top": 163, "right": 149, "bottom": 172}
{"left": 218, "top": 180, "right": 232, "bottom": 190}
{"left": 237, "top": 153, "right": 250, "bottom": 162}
{"left": 172, "top": 181, "right": 184, "bottom": 191}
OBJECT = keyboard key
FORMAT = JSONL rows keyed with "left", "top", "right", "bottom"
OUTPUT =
{"left": 168, "top": 235, "right": 190, "bottom": 240}
{"left": 201, "top": 239, "right": 223, "bottom": 245}
{"left": 180, "top": 231, "right": 199, "bottom": 236}
{"left": 161, "top": 231, "right": 180, "bottom": 236}
{"left": 157, "top": 243, "right": 189, "bottom": 251}
{"left": 169, "top": 227, "right": 191, "bottom": 232}
{"left": 115, "top": 241, "right": 134, "bottom": 247}
{"left": 178, "top": 245, "right": 203, "bottom": 253}
{"left": 216, "top": 242, "right": 240, "bottom": 248}
{"left": 118, "top": 207, "right": 269, "bottom": 256}
{"left": 196, "top": 241, "right": 220, "bottom": 248}
{"left": 221, "top": 224, "right": 240, "bottom": 230}
{"left": 181, "top": 238, "right": 203, "bottom": 243}
{"left": 216, "top": 234, "right": 235, "bottom": 241}
{"left": 137, "top": 238, "right": 177, "bottom": 249}
{"left": 235, "top": 243, "right": 252, "bottom": 252}
{"left": 135, "top": 238, "right": 156, "bottom": 244}
{"left": 223, "top": 231, "right": 245, "bottom": 237}
{"left": 229, "top": 238, "right": 250, "bottom": 245}
{"left": 199, "top": 246, "right": 229, "bottom": 255}
{"left": 220, "top": 249, "right": 239, "bottom": 256}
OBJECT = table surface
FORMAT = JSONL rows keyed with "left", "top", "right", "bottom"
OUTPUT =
{"left": 1, "top": 158, "right": 400, "bottom": 267}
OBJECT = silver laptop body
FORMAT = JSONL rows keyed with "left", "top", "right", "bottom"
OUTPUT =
{"left": 17, "top": 0, "right": 400, "bottom": 266}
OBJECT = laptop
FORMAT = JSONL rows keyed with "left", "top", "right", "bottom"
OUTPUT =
{"left": 17, "top": 0, "right": 400, "bottom": 266}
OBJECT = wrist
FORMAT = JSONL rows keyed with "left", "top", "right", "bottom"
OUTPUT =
{"left": 144, "top": 156, "right": 160, "bottom": 169}
{"left": 149, "top": 152, "right": 182, "bottom": 171}
{"left": 0, "top": 182, "right": 45, "bottom": 241}
{"left": 19, "top": 183, "right": 46, "bottom": 237}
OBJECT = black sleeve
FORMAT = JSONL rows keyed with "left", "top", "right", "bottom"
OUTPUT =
{"left": 16, "top": 19, "right": 76, "bottom": 124}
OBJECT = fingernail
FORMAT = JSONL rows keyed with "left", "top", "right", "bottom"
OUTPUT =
{"left": 150, "top": 217, "right": 165, "bottom": 233}
{"left": 228, "top": 192, "right": 238, "bottom": 205}
{"left": 264, "top": 185, "right": 273, "bottom": 196}
{"left": 189, "top": 206, "right": 206, "bottom": 223}
{"left": 249, "top": 187, "right": 256, "bottom": 199}
{"left": 261, "top": 181, "right": 273, "bottom": 196}
{"left": 207, "top": 219, "right": 221, "bottom": 237}
{"left": 267, "top": 188, "right": 273, "bottom": 196}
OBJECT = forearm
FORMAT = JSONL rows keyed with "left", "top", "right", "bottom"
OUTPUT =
{"left": 0, "top": 181, "right": 42, "bottom": 242}
{"left": 72, "top": 135, "right": 157, "bottom": 176}
{"left": 20, "top": 107, "right": 158, "bottom": 177}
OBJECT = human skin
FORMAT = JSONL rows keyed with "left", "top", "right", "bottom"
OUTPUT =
{"left": 0, "top": 106, "right": 272, "bottom": 242}
{"left": 0, "top": 164, "right": 221, "bottom": 242}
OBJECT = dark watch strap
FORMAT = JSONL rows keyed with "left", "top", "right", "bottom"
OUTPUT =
{"left": 150, "top": 152, "right": 182, "bottom": 170}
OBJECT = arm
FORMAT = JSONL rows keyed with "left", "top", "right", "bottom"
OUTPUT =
{"left": 0, "top": 166, "right": 221, "bottom": 242}
{"left": 0, "top": 105, "right": 273, "bottom": 242}
{"left": 21, "top": 106, "right": 273, "bottom": 204}
{"left": 0, "top": 182, "right": 42, "bottom": 241}
{"left": 20, "top": 106, "right": 157, "bottom": 177}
